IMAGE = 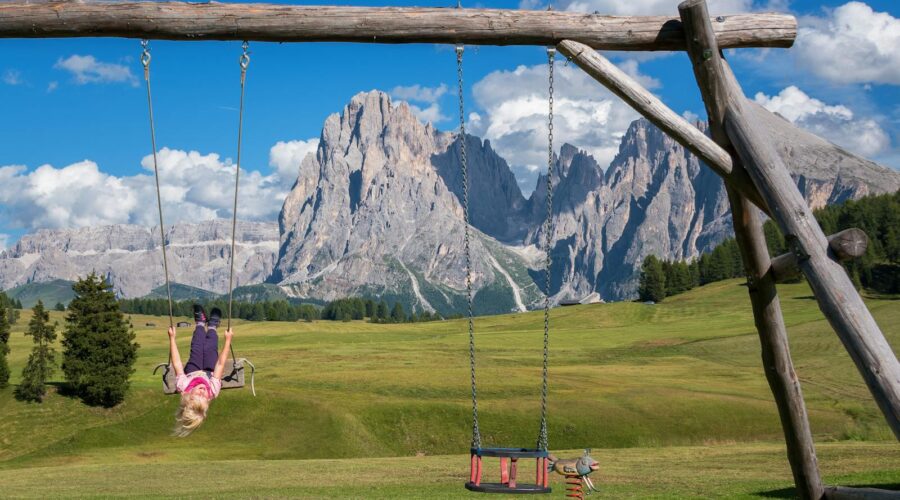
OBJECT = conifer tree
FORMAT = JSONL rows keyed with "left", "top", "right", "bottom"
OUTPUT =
{"left": 638, "top": 255, "right": 666, "bottom": 303}
{"left": 62, "top": 274, "right": 138, "bottom": 407}
{"left": 0, "top": 304, "right": 10, "bottom": 388}
{"left": 15, "top": 301, "right": 56, "bottom": 402}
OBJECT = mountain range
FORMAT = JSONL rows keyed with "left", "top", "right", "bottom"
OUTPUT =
{"left": 2, "top": 90, "right": 898, "bottom": 315}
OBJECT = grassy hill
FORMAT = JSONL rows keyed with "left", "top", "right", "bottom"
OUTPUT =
{"left": 5, "top": 279, "right": 75, "bottom": 308}
{"left": 0, "top": 279, "right": 898, "bottom": 497}
{"left": 145, "top": 283, "right": 220, "bottom": 302}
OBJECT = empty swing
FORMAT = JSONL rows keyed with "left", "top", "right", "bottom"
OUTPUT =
{"left": 141, "top": 40, "right": 256, "bottom": 397}
{"left": 457, "top": 43, "right": 558, "bottom": 495}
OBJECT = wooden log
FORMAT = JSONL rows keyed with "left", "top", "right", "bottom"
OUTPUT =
{"left": 772, "top": 228, "right": 869, "bottom": 284}
{"left": 679, "top": 0, "right": 900, "bottom": 440}
{"left": 825, "top": 486, "right": 900, "bottom": 499}
{"left": 557, "top": 40, "right": 768, "bottom": 214}
{"left": 678, "top": 3, "right": 824, "bottom": 497}
{"left": 0, "top": 1, "right": 797, "bottom": 50}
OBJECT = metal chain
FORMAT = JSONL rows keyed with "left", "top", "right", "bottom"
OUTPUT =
{"left": 537, "top": 46, "right": 555, "bottom": 452}
{"left": 457, "top": 43, "right": 481, "bottom": 451}
{"left": 226, "top": 41, "right": 250, "bottom": 363}
{"left": 141, "top": 40, "right": 174, "bottom": 332}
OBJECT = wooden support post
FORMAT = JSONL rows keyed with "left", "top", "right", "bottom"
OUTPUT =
{"left": 728, "top": 190, "right": 826, "bottom": 499}
{"left": 677, "top": 4, "right": 824, "bottom": 496}
{"left": 679, "top": 0, "right": 900, "bottom": 440}
{"left": 557, "top": 39, "right": 769, "bottom": 214}
{"left": 772, "top": 228, "right": 869, "bottom": 284}
{"left": 0, "top": 1, "right": 796, "bottom": 49}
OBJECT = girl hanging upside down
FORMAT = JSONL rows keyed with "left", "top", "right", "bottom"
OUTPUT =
{"left": 167, "top": 305, "right": 234, "bottom": 437}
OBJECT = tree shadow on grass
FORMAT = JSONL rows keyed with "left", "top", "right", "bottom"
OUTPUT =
{"left": 755, "top": 484, "right": 900, "bottom": 498}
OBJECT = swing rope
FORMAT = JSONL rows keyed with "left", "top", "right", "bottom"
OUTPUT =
{"left": 456, "top": 42, "right": 481, "bottom": 451}
{"left": 141, "top": 40, "right": 174, "bottom": 333}
{"left": 537, "top": 46, "right": 555, "bottom": 452}
{"left": 226, "top": 41, "right": 250, "bottom": 368}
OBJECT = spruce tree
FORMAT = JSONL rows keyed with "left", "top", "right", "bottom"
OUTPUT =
{"left": 638, "top": 256, "right": 666, "bottom": 303}
{"left": 15, "top": 301, "right": 57, "bottom": 402}
{"left": 62, "top": 274, "right": 139, "bottom": 407}
{"left": 390, "top": 303, "right": 406, "bottom": 323}
{"left": 0, "top": 304, "right": 10, "bottom": 388}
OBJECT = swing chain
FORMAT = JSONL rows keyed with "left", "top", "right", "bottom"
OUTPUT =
{"left": 457, "top": 43, "right": 481, "bottom": 451}
{"left": 538, "top": 45, "right": 555, "bottom": 452}
{"left": 140, "top": 39, "right": 174, "bottom": 332}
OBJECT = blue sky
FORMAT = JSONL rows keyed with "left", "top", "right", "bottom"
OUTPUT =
{"left": 1, "top": 0, "right": 898, "bottom": 247}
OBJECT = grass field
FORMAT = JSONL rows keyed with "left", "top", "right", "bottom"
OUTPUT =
{"left": 1, "top": 279, "right": 898, "bottom": 498}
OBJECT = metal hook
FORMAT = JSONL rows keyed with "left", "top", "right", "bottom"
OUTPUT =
{"left": 140, "top": 39, "right": 151, "bottom": 68}
{"left": 239, "top": 40, "right": 250, "bottom": 70}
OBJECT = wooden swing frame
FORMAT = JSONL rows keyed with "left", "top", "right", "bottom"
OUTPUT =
{"left": 3, "top": 1, "right": 898, "bottom": 497}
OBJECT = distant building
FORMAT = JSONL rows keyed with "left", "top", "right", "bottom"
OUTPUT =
{"left": 145, "top": 322, "right": 156, "bottom": 327}
{"left": 176, "top": 321, "right": 192, "bottom": 328}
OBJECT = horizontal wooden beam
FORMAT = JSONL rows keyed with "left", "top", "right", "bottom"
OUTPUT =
{"left": 771, "top": 228, "right": 868, "bottom": 283}
{"left": 825, "top": 485, "right": 900, "bottom": 499}
{"left": 0, "top": 2, "right": 797, "bottom": 50}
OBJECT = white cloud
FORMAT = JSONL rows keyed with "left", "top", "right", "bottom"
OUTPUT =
{"left": 0, "top": 234, "right": 9, "bottom": 251}
{"left": 2, "top": 69, "right": 23, "bottom": 86}
{"left": 794, "top": 2, "right": 900, "bottom": 86}
{"left": 54, "top": 55, "right": 138, "bottom": 86}
{"left": 47, "top": 81, "right": 58, "bottom": 93}
{"left": 391, "top": 84, "right": 448, "bottom": 103}
{"left": 0, "top": 146, "right": 295, "bottom": 232}
{"left": 269, "top": 139, "right": 319, "bottom": 186}
{"left": 754, "top": 86, "right": 890, "bottom": 157}
{"left": 470, "top": 60, "right": 650, "bottom": 192}
{"left": 390, "top": 84, "right": 450, "bottom": 124}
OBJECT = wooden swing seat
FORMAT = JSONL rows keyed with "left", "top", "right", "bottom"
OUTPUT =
{"left": 465, "top": 448, "right": 551, "bottom": 495}
{"left": 153, "top": 357, "right": 256, "bottom": 396}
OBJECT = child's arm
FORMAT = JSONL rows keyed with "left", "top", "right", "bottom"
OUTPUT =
{"left": 168, "top": 326, "right": 185, "bottom": 376}
{"left": 212, "top": 328, "right": 234, "bottom": 380}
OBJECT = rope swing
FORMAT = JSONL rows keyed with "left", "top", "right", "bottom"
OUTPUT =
{"left": 461, "top": 42, "right": 557, "bottom": 495}
{"left": 145, "top": 40, "right": 255, "bottom": 397}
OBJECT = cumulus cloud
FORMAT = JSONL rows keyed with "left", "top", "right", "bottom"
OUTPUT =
{"left": 54, "top": 55, "right": 138, "bottom": 86}
{"left": 269, "top": 139, "right": 319, "bottom": 186}
{"left": 0, "top": 147, "right": 296, "bottom": 232}
{"left": 795, "top": 2, "right": 900, "bottom": 86}
{"left": 2, "top": 69, "right": 23, "bottom": 86}
{"left": 754, "top": 86, "right": 890, "bottom": 157}
{"left": 390, "top": 83, "right": 450, "bottom": 124}
{"left": 470, "top": 60, "right": 648, "bottom": 191}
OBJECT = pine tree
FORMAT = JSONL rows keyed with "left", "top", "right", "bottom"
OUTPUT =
{"left": 0, "top": 304, "right": 10, "bottom": 388}
{"left": 375, "top": 301, "right": 389, "bottom": 322}
{"left": 638, "top": 255, "right": 666, "bottom": 303}
{"left": 61, "top": 274, "right": 139, "bottom": 407}
{"left": 55, "top": 302, "right": 66, "bottom": 312}
{"left": 390, "top": 303, "right": 406, "bottom": 323}
{"left": 15, "top": 301, "right": 57, "bottom": 402}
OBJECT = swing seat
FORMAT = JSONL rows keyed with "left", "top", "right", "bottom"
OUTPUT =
{"left": 465, "top": 448, "right": 551, "bottom": 494}
{"left": 153, "top": 358, "right": 256, "bottom": 396}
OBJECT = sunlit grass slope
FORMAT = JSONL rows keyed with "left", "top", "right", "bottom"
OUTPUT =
{"left": 0, "top": 279, "right": 897, "bottom": 497}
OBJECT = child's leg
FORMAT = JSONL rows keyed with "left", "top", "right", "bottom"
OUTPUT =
{"left": 184, "top": 324, "right": 207, "bottom": 373}
{"left": 201, "top": 327, "right": 220, "bottom": 373}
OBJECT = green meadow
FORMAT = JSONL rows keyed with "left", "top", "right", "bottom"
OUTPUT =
{"left": 1, "top": 279, "right": 898, "bottom": 498}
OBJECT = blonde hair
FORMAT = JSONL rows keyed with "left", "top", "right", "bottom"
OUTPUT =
{"left": 173, "top": 391, "right": 210, "bottom": 437}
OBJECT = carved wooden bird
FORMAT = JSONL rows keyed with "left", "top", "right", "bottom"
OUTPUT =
{"left": 549, "top": 449, "right": 600, "bottom": 493}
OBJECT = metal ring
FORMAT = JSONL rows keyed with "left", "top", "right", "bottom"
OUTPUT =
{"left": 141, "top": 51, "right": 151, "bottom": 67}
{"left": 239, "top": 53, "right": 250, "bottom": 69}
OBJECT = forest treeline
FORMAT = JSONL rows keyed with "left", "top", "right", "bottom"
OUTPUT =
{"left": 639, "top": 191, "right": 900, "bottom": 303}
{"left": 118, "top": 296, "right": 445, "bottom": 323}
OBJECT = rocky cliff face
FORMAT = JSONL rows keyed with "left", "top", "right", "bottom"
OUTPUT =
{"left": 4, "top": 91, "right": 899, "bottom": 309}
{"left": 0, "top": 220, "right": 278, "bottom": 298}
{"left": 273, "top": 91, "right": 540, "bottom": 315}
